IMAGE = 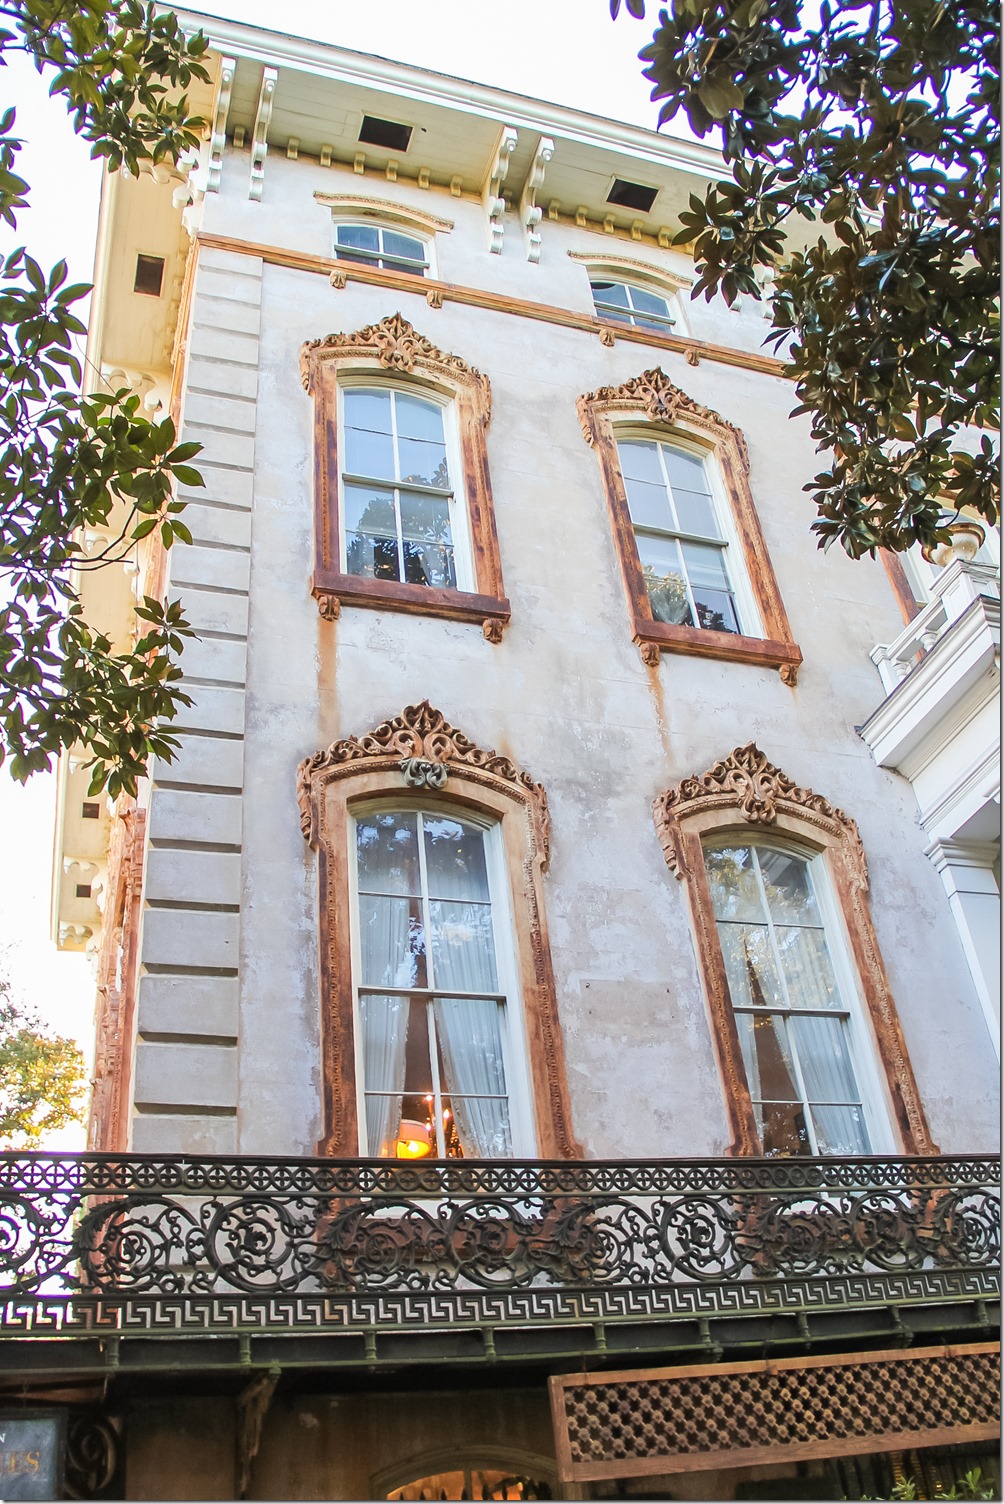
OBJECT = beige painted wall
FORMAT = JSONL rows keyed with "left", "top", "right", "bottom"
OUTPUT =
{"left": 133, "top": 145, "right": 1000, "bottom": 1159}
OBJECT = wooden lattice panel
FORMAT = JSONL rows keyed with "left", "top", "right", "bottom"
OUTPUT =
{"left": 549, "top": 1343, "right": 1000, "bottom": 1483}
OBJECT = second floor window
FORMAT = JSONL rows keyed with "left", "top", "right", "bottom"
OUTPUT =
{"left": 619, "top": 437, "right": 743, "bottom": 635}
{"left": 353, "top": 808, "right": 527, "bottom": 1159}
{"left": 341, "top": 387, "right": 463, "bottom": 590}
{"left": 334, "top": 223, "right": 428, "bottom": 275}
{"left": 591, "top": 278, "right": 676, "bottom": 332}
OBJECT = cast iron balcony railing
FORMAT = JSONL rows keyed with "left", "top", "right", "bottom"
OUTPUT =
{"left": 0, "top": 1153, "right": 998, "bottom": 1346}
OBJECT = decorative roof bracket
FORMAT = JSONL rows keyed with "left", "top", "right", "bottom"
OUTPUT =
{"left": 249, "top": 66, "right": 278, "bottom": 202}
{"left": 519, "top": 135, "right": 554, "bottom": 264}
{"left": 207, "top": 55, "right": 236, "bottom": 193}
{"left": 483, "top": 124, "right": 518, "bottom": 255}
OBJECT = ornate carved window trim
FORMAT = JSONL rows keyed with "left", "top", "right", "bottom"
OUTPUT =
{"left": 577, "top": 368, "right": 802, "bottom": 680}
{"left": 300, "top": 314, "right": 510, "bottom": 643}
{"left": 297, "top": 701, "right": 579, "bottom": 1158}
{"left": 653, "top": 743, "right": 936, "bottom": 1156}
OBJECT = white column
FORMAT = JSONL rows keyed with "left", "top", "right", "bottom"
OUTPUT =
{"left": 926, "top": 838, "right": 1001, "bottom": 1056}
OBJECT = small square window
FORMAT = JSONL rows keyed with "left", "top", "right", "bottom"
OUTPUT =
{"left": 75, "top": 883, "right": 92, "bottom": 899}
{"left": 81, "top": 802, "right": 101, "bottom": 819}
{"left": 134, "top": 254, "right": 165, "bottom": 297}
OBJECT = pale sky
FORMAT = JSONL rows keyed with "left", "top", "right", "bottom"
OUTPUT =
{"left": 0, "top": 2, "right": 680, "bottom": 1145}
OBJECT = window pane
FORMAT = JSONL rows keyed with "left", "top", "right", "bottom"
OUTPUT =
{"left": 681, "top": 543, "right": 740, "bottom": 633}
{"left": 336, "top": 224, "right": 379, "bottom": 251}
{"left": 705, "top": 846, "right": 765, "bottom": 924}
{"left": 629, "top": 285, "right": 671, "bottom": 317}
{"left": 358, "top": 893, "right": 427, "bottom": 988}
{"left": 735, "top": 1011, "right": 800, "bottom": 1109}
{"left": 398, "top": 492, "right": 453, "bottom": 544}
{"left": 789, "top": 1013, "right": 862, "bottom": 1104}
{"left": 774, "top": 925, "right": 842, "bottom": 1010}
{"left": 402, "top": 539, "right": 456, "bottom": 588}
{"left": 428, "top": 899, "right": 498, "bottom": 992}
{"left": 663, "top": 447, "right": 710, "bottom": 496}
{"left": 718, "top": 921, "right": 783, "bottom": 1009}
{"left": 435, "top": 997, "right": 512, "bottom": 1157}
{"left": 625, "top": 477, "right": 671, "bottom": 530}
{"left": 619, "top": 440, "right": 664, "bottom": 485}
{"left": 811, "top": 1103, "right": 870, "bottom": 1156}
{"left": 670, "top": 486, "right": 718, "bottom": 538}
{"left": 356, "top": 810, "right": 421, "bottom": 895}
{"left": 755, "top": 1100, "right": 812, "bottom": 1157}
{"left": 343, "top": 484, "right": 397, "bottom": 537}
{"left": 394, "top": 392, "right": 444, "bottom": 443}
{"left": 423, "top": 816, "right": 491, "bottom": 901}
{"left": 360, "top": 993, "right": 409, "bottom": 1157}
{"left": 345, "top": 532, "right": 400, "bottom": 581}
{"left": 397, "top": 436, "right": 449, "bottom": 488}
{"left": 344, "top": 388, "right": 392, "bottom": 433}
{"left": 382, "top": 230, "right": 424, "bottom": 263}
{"left": 635, "top": 534, "right": 693, "bottom": 626}
{"left": 591, "top": 280, "right": 630, "bottom": 309}
{"left": 758, "top": 848, "right": 821, "bottom": 925}
{"left": 343, "top": 423, "right": 395, "bottom": 480}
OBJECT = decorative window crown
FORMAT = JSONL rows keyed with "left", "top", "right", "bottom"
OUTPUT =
{"left": 653, "top": 743, "right": 862, "bottom": 883}
{"left": 577, "top": 367, "right": 749, "bottom": 474}
{"left": 300, "top": 312, "right": 490, "bottom": 421}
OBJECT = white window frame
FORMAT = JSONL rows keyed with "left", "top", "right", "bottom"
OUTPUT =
{"left": 337, "top": 376, "right": 476, "bottom": 594}
{"left": 331, "top": 218, "right": 434, "bottom": 277}
{"left": 590, "top": 276, "right": 678, "bottom": 332}
{"left": 347, "top": 799, "right": 537, "bottom": 1160}
{"left": 615, "top": 426, "right": 764, "bottom": 640}
{"left": 704, "top": 833, "right": 894, "bottom": 1157}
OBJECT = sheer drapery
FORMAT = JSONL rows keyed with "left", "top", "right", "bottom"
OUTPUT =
{"left": 359, "top": 994, "right": 409, "bottom": 1157}
{"left": 435, "top": 997, "right": 512, "bottom": 1157}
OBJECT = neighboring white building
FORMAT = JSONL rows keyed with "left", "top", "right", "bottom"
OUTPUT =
{"left": 17, "top": 14, "right": 999, "bottom": 1501}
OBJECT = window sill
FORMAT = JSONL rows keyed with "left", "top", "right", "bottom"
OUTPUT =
{"left": 633, "top": 617, "right": 802, "bottom": 682}
{"left": 311, "top": 572, "right": 511, "bottom": 642}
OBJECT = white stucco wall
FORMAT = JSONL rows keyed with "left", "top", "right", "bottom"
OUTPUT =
{"left": 131, "top": 145, "right": 1000, "bottom": 1160}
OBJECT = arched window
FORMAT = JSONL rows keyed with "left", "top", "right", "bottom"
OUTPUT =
{"left": 340, "top": 385, "right": 465, "bottom": 590}
{"left": 704, "top": 838, "right": 878, "bottom": 1156}
{"left": 590, "top": 276, "right": 676, "bottom": 332}
{"left": 617, "top": 434, "right": 747, "bottom": 636}
{"left": 301, "top": 315, "right": 510, "bottom": 641}
{"left": 577, "top": 368, "right": 801, "bottom": 679}
{"left": 333, "top": 223, "right": 428, "bottom": 276}
{"left": 351, "top": 805, "right": 532, "bottom": 1158}
{"left": 653, "top": 743, "right": 936, "bottom": 1157}
{"left": 298, "top": 702, "right": 579, "bottom": 1159}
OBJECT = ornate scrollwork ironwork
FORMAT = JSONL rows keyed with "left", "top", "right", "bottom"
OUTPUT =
{"left": 0, "top": 1153, "right": 997, "bottom": 1335}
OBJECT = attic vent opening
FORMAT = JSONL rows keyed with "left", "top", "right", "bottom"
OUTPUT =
{"left": 358, "top": 115, "right": 413, "bottom": 153}
{"left": 75, "top": 884, "right": 92, "bottom": 899}
{"left": 81, "top": 802, "right": 101, "bottom": 819}
{"left": 607, "top": 178, "right": 658, "bottom": 214}
{"left": 134, "top": 254, "right": 165, "bottom": 297}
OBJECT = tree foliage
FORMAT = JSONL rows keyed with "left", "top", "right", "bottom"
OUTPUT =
{"left": 0, "top": 977, "right": 86, "bottom": 1146}
{"left": 611, "top": 0, "right": 1000, "bottom": 557}
{"left": 0, "top": 3, "right": 210, "bottom": 796}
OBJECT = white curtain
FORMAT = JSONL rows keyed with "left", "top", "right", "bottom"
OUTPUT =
{"left": 359, "top": 893, "right": 422, "bottom": 988}
{"left": 790, "top": 1013, "right": 870, "bottom": 1153}
{"left": 359, "top": 994, "right": 408, "bottom": 1156}
{"left": 435, "top": 997, "right": 511, "bottom": 1158}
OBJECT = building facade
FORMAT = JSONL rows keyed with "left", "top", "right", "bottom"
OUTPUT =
{"left": 7, "top": 13, "right": 1000, "bottom": 1501}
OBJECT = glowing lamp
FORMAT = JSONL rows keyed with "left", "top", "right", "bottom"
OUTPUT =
{"left": 395, "top": 1120, "right": 433, "bottom": 1159}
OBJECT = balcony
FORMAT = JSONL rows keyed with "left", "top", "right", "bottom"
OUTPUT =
{"left": 0, "top": 1153, "right": 998, "bottom": 1377}
{"left": 863, "top": 560, "right": 1000, "bottom": 776}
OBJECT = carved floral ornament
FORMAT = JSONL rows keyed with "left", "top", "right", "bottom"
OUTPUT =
{"left": 653, "top": 743, "right": 865, "bottom": 885}
{"left": 297, "top": 700, "right": 549, "bottom": 857}
{"left": 576, "top": 367, "right": 750, "bottom": 474}
{"left": 299, "top": 312, "right": 491, "bottom": 423}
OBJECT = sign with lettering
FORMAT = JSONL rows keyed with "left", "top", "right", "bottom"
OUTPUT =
{"left": 0, "top": 1412, "right": 66, "bottom": 1502}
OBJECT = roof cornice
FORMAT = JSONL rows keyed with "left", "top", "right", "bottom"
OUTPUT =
{"left": 171, "top": 8, "right": 724, "bottom": 181}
